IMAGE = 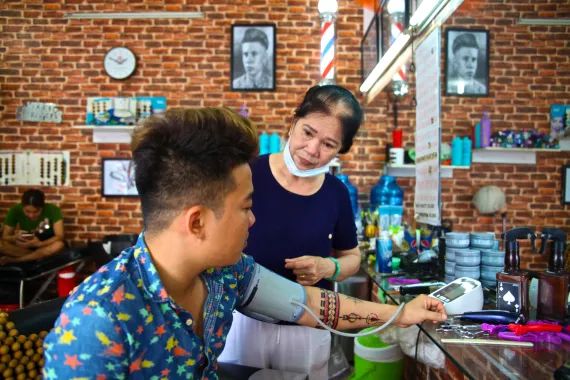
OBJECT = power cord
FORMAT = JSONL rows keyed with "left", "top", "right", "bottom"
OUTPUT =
{"left": 411, "top": 322, "right": 424, "bottom": 380}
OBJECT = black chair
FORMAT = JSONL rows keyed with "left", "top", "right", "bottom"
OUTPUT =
{"left": 0, "top": 245, "right": 92, "bottom": 309}
{"left": 102, "top": 234, "right": 138, "bottom": 259}
{"left": 7, "top": 296, "right": 66, "bottom": 335}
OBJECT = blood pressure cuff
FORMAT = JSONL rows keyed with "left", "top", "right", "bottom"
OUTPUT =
{"left": 236, "top": 263, "right": 307, "bottom": 324}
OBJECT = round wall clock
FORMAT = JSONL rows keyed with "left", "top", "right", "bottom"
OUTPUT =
{"left": 103, "top": 47, "right": 136, "bottom": 80}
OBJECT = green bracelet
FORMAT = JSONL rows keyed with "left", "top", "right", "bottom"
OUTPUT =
{"left": 325, "top": 257, "right": 341, "bottom": 281}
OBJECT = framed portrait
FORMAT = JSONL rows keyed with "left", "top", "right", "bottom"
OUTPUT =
{"left": 563, "top": 165, "right": 570, "bottom": 205}
{"left": 231, "top": 24, "right": 276, "bottom": 91}
{"left": 381, "top": 0, "right": 409, "bottom": 56}
{"left": 101, "top": 158, "right": 138, "bottom": 197}
{"left": 445, "top": 28, "right": 490, "bottom": 97}
{"left": 361, "top": 13, "right": 380, "bottom": 84}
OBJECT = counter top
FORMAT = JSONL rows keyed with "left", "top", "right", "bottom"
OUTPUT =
{"left": 361, "top": 263, "right": 570, "bottom": 380}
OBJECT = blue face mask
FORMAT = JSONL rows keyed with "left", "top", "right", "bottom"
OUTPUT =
{"left": 283, "top": 140, "right": 331, "bottom": 178}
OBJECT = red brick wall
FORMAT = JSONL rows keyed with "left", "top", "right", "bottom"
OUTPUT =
{"left": 1, "top": 1, "right": 569, "bottom": 269}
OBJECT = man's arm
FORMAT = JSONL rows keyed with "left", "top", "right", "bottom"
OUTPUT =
{"left": 297, "top": 287, "right": 447, "bottom": 331}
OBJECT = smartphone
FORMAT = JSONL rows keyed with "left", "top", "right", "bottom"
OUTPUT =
{"left": 20, "top": 233, "right": 34, "bottom": 240}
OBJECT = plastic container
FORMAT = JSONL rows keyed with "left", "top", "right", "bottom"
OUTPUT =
{"left": 480, "top": 111, "right": 491, "bottom": 148}
{"left": 376, "top": 232, "right": 393, "bottom": 274}
{"left": 353, "top": 327, "right": 405, "bottom": 380}
{"left": 370, "top": 176, "right": 403, "bottom": 210}
{"left": 455, "top": 249, "right": 481, "bottom": 267}
{"left": 446, "top": 233, "right": 470, "bottom": 248}
{"left": 445, "top": 260, "right": 456, "bottom": 276}
{"left": 481, "top": 265, "right": 504, "bottom": 281}
{"left": 481, "top": 249, "right": 505, "bottom": 267}
{"left": 455, "top": 265, "right": 481, "bottom": 280}
{"left": 474, "top": 122, "right": 481, "bottom": 149}
{"left": 462, "top": 137, "right": 472, "bottom": 166}
{"left": 451, "top": 137, "right": 463, "bottom": 166}
{"left": 269, "top": 132, "right": 281, "bottom": 153}
{"left": 445, "top": 247, "right": 458, "bottom": 262}
{"left": 337, "top": 174, "right": 359, "bottom": 217}
{"left": 470, "top": 232, "right": 495, "bottom": 249}
{"left": 444, "top": 274, "right": 455, "bottom": 284}
{"left": 259, "top": 132, "right": 270, "bottom": 155}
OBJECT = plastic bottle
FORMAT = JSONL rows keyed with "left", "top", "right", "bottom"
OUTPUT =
{"left": 480, "top": 111, "right": 491, "bottom": 148}
{"left": 462, "top": 137, "right": 472, "bottom": 166}
{"left": 336, "top": 174, "right": 359, "bottom": 217}
{"left": 451, "top": 137, "right": 463, "bottom": 166}
{"left": 269, "top": 133, "right": 281, "bottom": 153}
{"left": 370, "top": 175, "right": 403, "bottom": 210}
{"left": 259, "top": 132, "right": 270, "bottom": 155}
{"left": 376, "top": 231, "right": 393, "bottom": 274}
{"left": 474, "top": 122, "right": 481, "bottom": 149}
{"left": 239, "top": 104, "right": 248, "bottom": 118}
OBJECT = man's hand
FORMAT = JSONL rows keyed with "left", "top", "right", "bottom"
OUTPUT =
{"left": 0, "top": 256, "right": 15, "bottom": 266}
{"left": 393, "top": 295, "right": 447, "bottom": 328}
{"left": 16, "top": 235, "right": 41, "bottom": 249}
{"left": 285, "top": 256, "right": 334, "bottom": 286}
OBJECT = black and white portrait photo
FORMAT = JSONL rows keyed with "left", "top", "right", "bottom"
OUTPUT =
{"left": 231, "top": 24, "right": 276, "bottom": 91}
{"left": 445, "top": 29, "right": 489, "bottom": 97}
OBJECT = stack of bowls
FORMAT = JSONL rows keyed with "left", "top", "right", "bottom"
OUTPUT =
{"left": 455, "top": 248, "right": 481, "bottom": 280}
{"left": 480, "top": 249, "right": 505, "bottom": 288}
{"left": 445, "top": 233, "right": 470, "bottom": 283}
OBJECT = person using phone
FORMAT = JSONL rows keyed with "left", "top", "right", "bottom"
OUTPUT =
{"left": 0, "top": 189, "right": 66, "bottom": 265}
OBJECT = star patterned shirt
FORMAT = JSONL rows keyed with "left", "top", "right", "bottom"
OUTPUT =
{"left": 43, "top": 232, "right": 255, "bottom": 379}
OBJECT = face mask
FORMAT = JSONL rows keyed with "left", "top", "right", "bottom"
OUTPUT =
{"left": 283, "top": 140, "right": 331, "bottom": 178}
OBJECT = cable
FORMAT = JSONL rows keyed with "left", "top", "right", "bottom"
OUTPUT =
{"left": 290, "top": 300, "right": 405, "bottom": 338}
{"left": 411, "top": 322, "right": 424, "bottom": 380}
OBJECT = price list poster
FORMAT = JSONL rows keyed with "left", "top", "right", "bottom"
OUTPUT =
{"left": 414, "top": 28, "right": 441, "bottom": 226}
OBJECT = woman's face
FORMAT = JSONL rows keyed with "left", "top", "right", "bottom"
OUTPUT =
{"left": 288, "top": 113, "right": 343, "bottom": 170}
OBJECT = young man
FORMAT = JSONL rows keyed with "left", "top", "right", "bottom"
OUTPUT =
{"left": 43, "top": 107, "right": 446, "bottom": 379}
{"left": 449, "top": 32, "right": 486, "bottom": 95}
{"left": 232, "top": 28, "right": 272, "bottom": 90}
{"left": 0, "top": 189, "right": 66, "bottom": 264}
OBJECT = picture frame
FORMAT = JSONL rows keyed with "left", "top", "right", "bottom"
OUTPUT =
{"left": 231, "top": 24, "right": 276, "bottom": 91}
{"left": 101, "top": 158, "right": 138, "bottom": 198}
{"left": 445, "top": 28, "right": 490, "bottom": 97}
{"left": 560, "top": 165, "right": 570, "bottom": 206}
{"left": 361, "top": 13, "right": 380, "bottom": 84}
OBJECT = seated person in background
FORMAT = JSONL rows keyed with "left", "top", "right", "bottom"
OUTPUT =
{"left": 0, "top": 189, "right": 65, "bottom": 265}
{"left": 43, "top": 108, "right": 446, "bottom": 379}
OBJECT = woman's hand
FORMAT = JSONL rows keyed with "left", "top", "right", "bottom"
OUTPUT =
{"left": 285, "top": 256, "right": 335, "bottom": 286}
{"left": 393, "top": 294, "right": 447, "bottom": 328}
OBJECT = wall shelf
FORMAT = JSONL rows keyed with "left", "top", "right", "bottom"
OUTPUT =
{"left": 386, "top": 164, "right": 469, "bottom": 178}
{"left": 472, "top": 147, "right": 561, "bottom": 165}
{"left": 73, "top": 125, "right": 134, "bottom": 143}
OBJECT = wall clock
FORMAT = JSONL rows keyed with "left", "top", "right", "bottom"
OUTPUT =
{"left": 103, "top": 47, "right": 136, "bottom": 80}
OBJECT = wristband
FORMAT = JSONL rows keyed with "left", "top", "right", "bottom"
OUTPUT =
{"left": 325, "top": 257, "right": 341, "bottom": 281}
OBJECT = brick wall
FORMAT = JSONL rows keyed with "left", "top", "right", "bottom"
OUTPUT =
{"left": 1, "top": 1, "right": 569, "bottom": 269}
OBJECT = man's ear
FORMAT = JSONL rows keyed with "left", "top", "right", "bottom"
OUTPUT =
{"left": 184, "top": 206, "right": 207, "bottom": 240}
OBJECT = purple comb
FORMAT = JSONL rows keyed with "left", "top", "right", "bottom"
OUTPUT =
{"left": 387, "top": 278, "right": 421, "bottom": 285}
{"left": 482, "top": 323, "right": 508, "bottom": 335}
{"left": 498, "top": 331, "right": 563, "bottom": 345}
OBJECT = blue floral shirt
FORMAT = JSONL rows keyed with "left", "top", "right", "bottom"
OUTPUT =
{"left": 43, "top": 233, "right": 255, "bottom": 379}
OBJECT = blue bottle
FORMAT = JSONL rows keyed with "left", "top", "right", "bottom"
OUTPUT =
{"left": 462, "top": 137, "right": 472, "bottom": 166}
{"left": 370, "top": 175, "right": 404, "bottom": 210}
{"left": 269, "top": 133, "right": 281, "bottom": 153}
{"left": 336, "top": 174, "right": 359, "bottom": 216}
{"left": 259, "top": 132, "right": 270, "bottom": 155}
{"left": 376, "top": 231, "right": 393, "bottom": 274}
{"left": 451, "top": 137, "right": 463, "bottom": 166}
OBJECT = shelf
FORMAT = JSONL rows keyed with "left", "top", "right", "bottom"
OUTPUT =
{"left": 560, "top": 138, "right": 570, "bottom": 151}
{"left": 472, "top": 147, "right": 561, "bottom": 165}
{"left": 386, "top": 164, "right": 470, "bottom": 178}
{"left": 73, "top": 125, "right": 135, "bottom": 143}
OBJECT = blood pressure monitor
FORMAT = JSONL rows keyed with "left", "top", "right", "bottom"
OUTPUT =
{"left": 429, "top": 277, "right": 484, "bottom": 315}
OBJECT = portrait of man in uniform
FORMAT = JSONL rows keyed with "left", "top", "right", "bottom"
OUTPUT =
{"left": 445, "top": 29, "right": 489, "bottom": 96}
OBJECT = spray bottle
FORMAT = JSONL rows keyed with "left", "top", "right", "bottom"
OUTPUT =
{"left": 496, "top": 227, "right": 537, "bottom": 319}
{"left": 537, "top": 228, "right": 569, "bottom": 322}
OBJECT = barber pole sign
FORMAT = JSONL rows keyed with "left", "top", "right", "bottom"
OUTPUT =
{"left": 320, "top": 20, "right": 335, "bottom": 82}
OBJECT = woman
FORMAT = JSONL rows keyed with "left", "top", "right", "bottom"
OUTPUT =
{"left": 0, "top": 188, "right": 66, "bottom": 264}
{"left": 219, "top": 85, "right": 363, "bottom": 379}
